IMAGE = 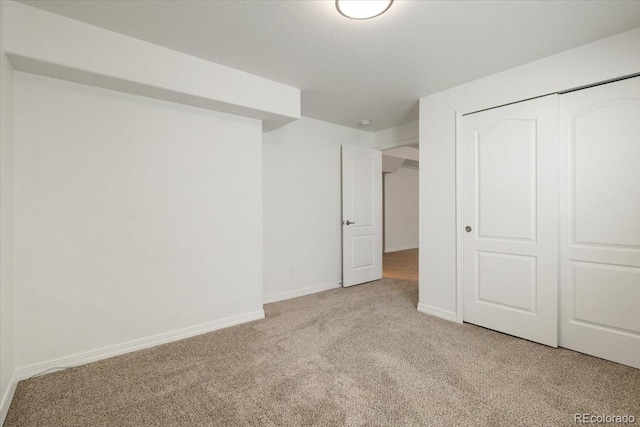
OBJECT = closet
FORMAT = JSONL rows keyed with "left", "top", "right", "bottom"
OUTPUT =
{"left": 461, "top": 76, "right": 640, "bottom": 368}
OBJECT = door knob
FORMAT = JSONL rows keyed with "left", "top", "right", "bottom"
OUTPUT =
{"left": 346, "top": 220, "right": 356, "bottom": 225}
{"left": 465, "top": 226, "right": 472, "bottom": 232}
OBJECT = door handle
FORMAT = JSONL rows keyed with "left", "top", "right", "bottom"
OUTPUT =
{"left": 465, "top": 226, "right": 472, "bottom": 232}
{"left": 345, "top": 220, "right": 356, "bottom": 225}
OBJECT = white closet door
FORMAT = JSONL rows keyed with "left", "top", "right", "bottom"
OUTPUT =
{"left": 559, "top": 76, "right": 640, "bottom": 368}
{"left": 461, "top": 95, "right": 559, "bottom": 347}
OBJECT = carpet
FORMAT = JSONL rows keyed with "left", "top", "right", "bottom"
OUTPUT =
{"left": 5, "top": 250, "right": 639, "bottom": 426}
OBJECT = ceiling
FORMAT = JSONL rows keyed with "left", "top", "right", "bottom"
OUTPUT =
{"left": 19, "top": 0, "right": 640, "bottom": 132}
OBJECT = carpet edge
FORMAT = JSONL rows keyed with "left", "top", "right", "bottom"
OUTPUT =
{"left": 263, "top": 281, "right": 341, "bottom": 304}
{"left": 417, "top": 303, "right": 459, "bottom": 323}
{"left": 14, "top": 309, "right": 266, "bottom": 381}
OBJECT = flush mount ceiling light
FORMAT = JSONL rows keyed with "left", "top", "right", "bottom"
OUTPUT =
{"left": 336, "top": 0, "right": 394, "bottom": 20}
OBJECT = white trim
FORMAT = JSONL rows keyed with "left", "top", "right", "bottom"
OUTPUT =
{"left": 384, "top": 245, "right": 419, "bottom": 253}
{"left": 455, "top": 111, "right": 464, "bottom": 323}
{"left": 417, "top": 303, "right": 459, "bottom": 323}
{"left": 263, "top": 281, "right": 341, "bottom": 304}
{"left": 15, "top": 310, "right": 265, "bottom": 380}
{"left": 0, "top": 373, "right": 17, "bottom": 425}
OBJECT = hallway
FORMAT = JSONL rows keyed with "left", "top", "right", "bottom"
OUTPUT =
{"left": 383, "top": 248, "right": 418, "bottom": 282}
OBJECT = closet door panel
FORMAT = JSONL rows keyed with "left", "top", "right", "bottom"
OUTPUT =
{"left": 462, "top": 94, "right": 559, "bottom": 347}
{"left": 559, "top": 76, "right": 640, "bottom": 368}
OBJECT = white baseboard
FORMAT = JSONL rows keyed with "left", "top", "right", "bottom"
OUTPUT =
{"left": 417, "top": 303, "right": 459, "bottom": 323}
{"left": 264, "top": 281, "right": 341, "bottom": 304}
{"left": 15, "top": 309, "right": 265, "bottom": 381}
{"left": 384, "top": 245, "right": 419, "bottom": 253}
{"left": 0, "top": 373, "right": 17, "bottom": 426}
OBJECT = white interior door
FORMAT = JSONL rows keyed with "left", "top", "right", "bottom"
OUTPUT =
{"left": 342, "top": 145, "right": 382, "bottom": 287}
{"left": 559, "top": 76, "right": 640, "bottom": 368}
{"left": 462, "top": 95, "right": 559, "bottom": 347}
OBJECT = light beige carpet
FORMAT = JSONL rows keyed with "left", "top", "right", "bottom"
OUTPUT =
{"left": 5, "top": 249, "right": 639, "bottom": 426}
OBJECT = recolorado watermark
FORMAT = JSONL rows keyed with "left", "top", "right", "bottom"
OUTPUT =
{"left": 575, "top": 413, "right": 636, "bottom": 424}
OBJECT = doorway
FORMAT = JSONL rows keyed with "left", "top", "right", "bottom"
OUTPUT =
{"left": 382, "top": 144, "right": 419, "bottom": 282}
{"left": 340, "top": 143, "right": 420, "bottom": 288}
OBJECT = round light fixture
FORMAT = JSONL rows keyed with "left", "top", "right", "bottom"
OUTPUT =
{"left": 336, "top": 0, "right": 394, "bottom": 20}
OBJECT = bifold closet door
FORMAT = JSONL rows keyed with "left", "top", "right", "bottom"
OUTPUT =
{"left": 559, "top": 76, "right": 640, "bottom": 369}
{"left": 462, "top": 95, "right": 559, "bottom": 347}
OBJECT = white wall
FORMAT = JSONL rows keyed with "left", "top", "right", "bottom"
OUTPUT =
{"left": 263, "top": 117, "right": 373, "bottom": 303}
{"left": 384, "top": 167, "right": 419, "bottom": 253}
{"left": 0, "top": 0, "right": 16, "bottom": 421}
{"left": 419, "top": 27, "right": 640, "bottom": 321}
{"left": 13, "top": 73, "right": 264, "bottom": 373}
